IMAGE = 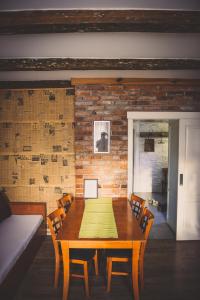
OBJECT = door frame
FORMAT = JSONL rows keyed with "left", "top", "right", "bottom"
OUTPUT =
{"left": 127, "top": 111, "right": 200, "bottom": 196}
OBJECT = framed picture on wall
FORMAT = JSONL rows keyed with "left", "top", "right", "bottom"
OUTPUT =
{"left": 94, "top": 121, "right": 110, "bottom": 153}
{"left": 84, "top": 179, "right": 98, "bottom": 199}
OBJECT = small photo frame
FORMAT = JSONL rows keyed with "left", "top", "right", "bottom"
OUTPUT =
{"left": 94, "top": 121, "right": 110, "bottom": 153}
{"left": 144, "top": 138, "right": 155, "bottom": 152}
{"left": 84, "top": 179, "right": 98, "bottom": 199}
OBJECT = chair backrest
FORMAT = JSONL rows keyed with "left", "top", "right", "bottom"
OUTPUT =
{"left": 47, "top": 208, "right": 66, "bottom": 253}
{"left": 57, "top": 194, "right": 72, "bottom": 213}
{"left": 130, "top": 194, "right": 146, "bottom": 221}
{"left": 139, "top": 208, "right": 154, "bottom": 239}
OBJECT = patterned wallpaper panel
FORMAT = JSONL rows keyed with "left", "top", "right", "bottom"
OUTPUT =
{"left": 0, "top": 88, "right": 75, "bottom": 214}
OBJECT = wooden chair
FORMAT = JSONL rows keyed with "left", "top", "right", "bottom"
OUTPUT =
{"left": 57, "top": 196, "right": 99, "bottom": 276}
{"left": 47, "top": 207, "right": 98, "bottom": 297}
{"left": 130, "top": 194, "right": 146, "bottom": 222}
{"left": 57, "top": 194, "right": 73, "bottom": 213}
{"left": 106, "top": 208, "right": 154, "bottom": 292}
{"left": 138, "top": 208, "right": 154, "bottom": 288}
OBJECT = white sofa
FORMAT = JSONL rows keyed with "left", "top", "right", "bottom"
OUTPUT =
{"left": 0, "top": 202, "right": 46, "bottom": 299}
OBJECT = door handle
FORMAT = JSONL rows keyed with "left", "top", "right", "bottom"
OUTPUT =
{"left": 180, "top": 174, "right": 183, "bottom": 185}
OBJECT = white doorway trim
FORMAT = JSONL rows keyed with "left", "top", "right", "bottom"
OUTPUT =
{"left": 127, "top": 111, "right": 200, "bottom": 197}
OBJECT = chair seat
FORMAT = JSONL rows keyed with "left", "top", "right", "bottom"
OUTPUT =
{"left": 105, "top": 249, "right": 132, "bottom": 258}
{"left": 70, "top": 249, "right": 96, "bottom": 261}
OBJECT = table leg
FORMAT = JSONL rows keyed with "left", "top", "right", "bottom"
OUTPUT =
{"left": 61, "top": 241, "right": 70, "bottom": 300}
{"left": 132, "top": 241, "right": 141, "bottom": 300}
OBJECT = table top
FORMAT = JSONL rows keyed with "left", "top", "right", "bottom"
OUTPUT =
{"left": 57, "top": 199, "right": 145, "bottom": 247}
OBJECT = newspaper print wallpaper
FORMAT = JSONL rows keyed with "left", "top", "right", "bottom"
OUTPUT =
{"left": 0, "top": 88, "right": 75, "bottom": 214}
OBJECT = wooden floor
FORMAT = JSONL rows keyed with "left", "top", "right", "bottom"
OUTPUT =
{"left": 14, "top": 237, "right": 200, "bottom": 300}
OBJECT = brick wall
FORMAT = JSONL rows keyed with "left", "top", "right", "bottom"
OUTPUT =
{"left": 75, "top": 82, "right": 200, "bottom": 198}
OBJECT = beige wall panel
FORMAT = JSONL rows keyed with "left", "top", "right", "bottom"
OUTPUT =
{"left": 0, "top": 88, "right": 75, "bottom": 213}
{"left": 0, "top": 89, "right": 74, "bottom": 122}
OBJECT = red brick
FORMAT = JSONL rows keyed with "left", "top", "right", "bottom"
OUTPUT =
{"left": 75, "top": 82, "right": 200, "bottom": 198}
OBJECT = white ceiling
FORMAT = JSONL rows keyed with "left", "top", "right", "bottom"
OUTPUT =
{"left": 0, "top": 0, "right": 199, "bottom": 80}
{"left": 0, "top": 70, "right": 200, "bottom": 81}
{"left": 1, "top": 33, "right": 199, "bottom": 59}
{"left": 0, "top": 0, "right": 199, "bottom": 11}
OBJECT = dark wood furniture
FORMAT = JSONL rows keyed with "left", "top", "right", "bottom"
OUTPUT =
{"left": 0, "top": 202, "right": 46, "bottom": 300}
{"left": 57, "top": 199, "right": 145, "bottom": 300}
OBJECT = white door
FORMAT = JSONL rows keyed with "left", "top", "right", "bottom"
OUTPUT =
{"left": 167, "top": 120, "right": 179, "bottom": 233}
{"left": 176, "top": 118, "right": 200, "bottom": 240}
{"left": 133, "top": 121, "right": 140, "bottom": 193}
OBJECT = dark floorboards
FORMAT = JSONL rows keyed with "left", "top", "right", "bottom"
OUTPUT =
{"left": 13, "top": 237, "right": 200, "bottom": 300}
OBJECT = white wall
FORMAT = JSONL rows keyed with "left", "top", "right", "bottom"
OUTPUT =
{"left": 0, "top": 0, "right": 199, "bottom": 10}
{"left": 134, "top": 121, "right": 168, "bottom": 193}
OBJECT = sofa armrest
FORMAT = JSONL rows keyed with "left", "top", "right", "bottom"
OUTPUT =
{"left": 10, "top": 202, "right": 47, "bottom": 237}
{"left": 10, "top": 202, "right": 46, "bottom": 220}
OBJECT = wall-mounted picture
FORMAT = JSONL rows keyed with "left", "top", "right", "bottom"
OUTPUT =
{"left": 84, "top": 179, "right": 98, "bottom": 199}
{"left": 94, "top": 121, "right": 110, "bottom": 153}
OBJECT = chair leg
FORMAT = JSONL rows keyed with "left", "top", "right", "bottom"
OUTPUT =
{"left": 83, "top": 261, "right": 89, "bottom": 297}
{"left": 139, "top": 258, "right": 144, "bottom": 289}
{"left": 139, "top": 243, "right": 145, "bottom": 289}
{"left": 54, "top": 255, "right": 60, "bottom": 288}
{"left": 106, "top": 257, "right": 112, "bottom": 292}
{"left": 94, "top": 250, "right": 99, "bottom": 276}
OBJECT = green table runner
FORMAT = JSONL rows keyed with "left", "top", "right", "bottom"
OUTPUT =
{"left": 79, "top": 198, "right": 118, "bottom": 238}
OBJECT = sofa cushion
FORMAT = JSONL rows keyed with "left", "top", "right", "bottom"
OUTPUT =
{"left": 0, "top": 191, "right": 12, "bottom": 222}
{"left": 0, "top": 214, "right": 43, "bottom": 284}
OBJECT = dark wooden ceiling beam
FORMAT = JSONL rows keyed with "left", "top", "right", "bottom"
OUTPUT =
{"left": 0, "top": 80, "right": 72, "bottom": 89}
{"left": 0, "top": 58, "right": 200, "bottom": 71}
{"left": 140, "top": 132, "right": 168, "bottom": 138}
{"left": 0, "top": 10, "right": 200, "bottom": 34}
{"left": 1, "top": 79, "right": 199, "bottom": 90}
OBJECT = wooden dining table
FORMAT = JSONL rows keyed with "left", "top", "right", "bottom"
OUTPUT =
{"left": 56, "top": 199, "right": 145, "bottom": 300}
